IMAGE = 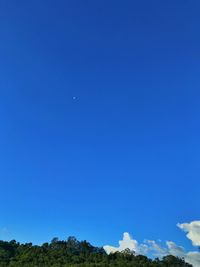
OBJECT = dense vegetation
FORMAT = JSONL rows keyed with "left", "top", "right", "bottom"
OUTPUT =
{"left": 0, "top": 236, "right": 192, "bottom": 267}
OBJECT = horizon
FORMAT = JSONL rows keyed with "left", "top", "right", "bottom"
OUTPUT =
{"left": 0, "top": 221, "right": 200, "bottom": 266}
{"left": 0, "top": 1, "right": 200, "bottom": 266}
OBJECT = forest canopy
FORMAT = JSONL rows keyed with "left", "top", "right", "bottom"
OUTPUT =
{"left": 0, "top": 236, "right": 192, "bottom": 267}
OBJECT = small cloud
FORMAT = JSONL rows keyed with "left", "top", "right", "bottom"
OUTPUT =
{"left": 104, "top": 232, "right": 139, "bottom": 254}
{"left": 185, "top": 251, "right": 200, "bottom": 267}
{"left": 144, "top": 240, "right": 167, "bottom": 257}
{"left": 177, "top": 221, "right": 200, "bottom": 246}
{"left": 166, "top": 241, "right": 185, "bottom": 257}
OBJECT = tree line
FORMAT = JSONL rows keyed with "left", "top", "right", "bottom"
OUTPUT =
{"left": 0, "top": 236, "right": 192, "bottom": 267}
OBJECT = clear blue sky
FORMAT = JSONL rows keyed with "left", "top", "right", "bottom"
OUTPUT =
{"left": 0, "top": 0, "right": 199, "bottom": 250}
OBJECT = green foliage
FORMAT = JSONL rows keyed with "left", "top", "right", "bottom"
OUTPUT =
{"left": 0, "top": 237, "right": 192, "bottom": 267}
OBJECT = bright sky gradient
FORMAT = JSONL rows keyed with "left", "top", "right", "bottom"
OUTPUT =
{"left": 0, "top": 0, "right": 199, "bottom": 252}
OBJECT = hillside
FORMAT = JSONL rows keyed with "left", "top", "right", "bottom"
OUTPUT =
{"left": 0, "top": 236, "right": 192, "bottom": 267}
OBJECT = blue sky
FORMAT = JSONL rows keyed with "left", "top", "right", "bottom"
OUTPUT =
{"left": 0, "top": 0, "right": 199, "bottom": 253}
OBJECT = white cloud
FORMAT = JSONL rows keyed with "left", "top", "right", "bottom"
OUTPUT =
{"left": 144, "top": 239, "right": 167, "bottom": 257}
{"left": 104, "top": 232, "right": 139, "bottom": 254}
{"left": 104, "top": 221, "right": 200, "bottom": 267}
{"left": 166, "top": 241, "right": 185, "bottom": 257}
{"left": 185, "top": 252, "right": 200, "bottom": 267}
{"left": 177, "top": 221, "right": 200, "bottom": 246}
